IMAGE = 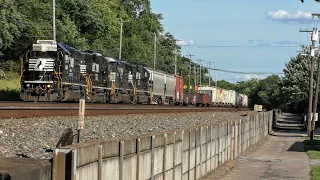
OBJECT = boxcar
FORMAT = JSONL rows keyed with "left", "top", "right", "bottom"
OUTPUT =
{"left": 183, "top": 92, "right": 203, "bottom": 106}
{"left": 175, "top": 75, "right": 184, "bottom": 104}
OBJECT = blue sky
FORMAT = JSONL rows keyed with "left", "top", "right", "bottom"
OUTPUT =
{"left": 151, "top": 0, "right": 320, "bottom": 83}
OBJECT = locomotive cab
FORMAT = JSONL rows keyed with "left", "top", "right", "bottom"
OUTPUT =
{"left": 20, "top": 40, "right": 60, "bottom": 102}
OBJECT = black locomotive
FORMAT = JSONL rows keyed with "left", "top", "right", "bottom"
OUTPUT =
{"left": 20, "top": 40, "right": 150, "bottom": 104}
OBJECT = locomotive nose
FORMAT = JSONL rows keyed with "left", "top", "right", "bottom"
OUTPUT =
{"left": 35, "top": 87, "right": 43, "bottom": 95}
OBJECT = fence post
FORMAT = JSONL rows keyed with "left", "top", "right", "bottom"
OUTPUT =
{"left": 163, "top": 133, "right": 167, "bottom": 180}
{"left": 119, "top": 140, "right": 124, "bottom": 180}
{"left": 151, "top": 136, "right": 155, "bottom": 180}
{"left": 136, "top": 138, "right": 141, "bottom": 180}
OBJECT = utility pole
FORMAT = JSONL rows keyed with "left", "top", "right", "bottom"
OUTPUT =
{"left": 310, "top": 13, "right": 320, "bottom": 140}
{"left": 53, "top": 0, "right": 56, "bottom": 41}
{"left": 300, "top": 27, "right": 318, "bottom": 137}
{"left": 197, "top": 59, "right": 205, "bottom": 86}
{"left": 194, "top": 64, "right": 197, "bottom": 91}
{"left": 312, "top": 48, "right": 320, "bottom": 140}
{"left": 207, "top": 61, "right": 212, "bottom": 86}
{"left": 114, "top": 18, "right": 128, "bottom": 61}
{"left": 187, "top": 54, "right": 195, "bottom": 92}
{"left": 154, "top": 33, "right": 157, "bottom": 69}
{"left": 174, "top": 48, "right": 177, "bottom": 75}
{"left": 174, "top": 39, "right": 183, "bottom": 75}
{"left": 215, "top": 69, "right": 218, "bottom": 87}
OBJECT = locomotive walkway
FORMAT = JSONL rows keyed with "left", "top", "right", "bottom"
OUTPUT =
{"left": 202, "top": 113, "right": 311, "bottom": 180}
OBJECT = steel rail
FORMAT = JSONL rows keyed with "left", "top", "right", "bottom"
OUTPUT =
{"left": 0, "top": 106, "right": 249, "bottom": 111}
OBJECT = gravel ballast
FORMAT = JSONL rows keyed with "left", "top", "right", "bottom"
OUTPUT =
{"left": 0, "top": 111, "right": 256, "bottom": 159}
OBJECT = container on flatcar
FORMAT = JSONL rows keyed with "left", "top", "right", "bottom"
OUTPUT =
{"left": 235, "top": 92, "right": 242, "bottom": 106}
{"left": 240, "top": 94, "right": 248, "bottom": 107}
{"left": 198, "top": 86, "right": 216, "bottom": 106}
{"left": 216, "top": 88, "right": 223, "bottom": 105}
{"left": 221, "top": 89, "right": 228, "bottom": 105}
{"left": 230, "top": 90, "right": 236, "bottom": 106}
{"left": 175, "top": 75, "right": 184, "bottom": 104}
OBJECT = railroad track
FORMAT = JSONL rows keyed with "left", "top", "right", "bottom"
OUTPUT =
{"left": 0, "top": 106, "right": 249, "bottom": 118}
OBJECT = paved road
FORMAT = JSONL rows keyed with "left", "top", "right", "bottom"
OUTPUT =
{"left": 203, "top": 113, "right": 311, "bottom": 180}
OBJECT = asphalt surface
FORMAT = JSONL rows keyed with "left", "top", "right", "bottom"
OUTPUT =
{"left": 202, "top": 113, "right": 310, "bottom": 180}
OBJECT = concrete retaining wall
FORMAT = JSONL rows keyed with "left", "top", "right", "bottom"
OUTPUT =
{"left": 53, "top": 111, "right": 273, "bottom": 180}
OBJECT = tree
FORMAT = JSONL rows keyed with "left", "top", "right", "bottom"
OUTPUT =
{"left": 280, "top": 55, "right": 313, "bottom": 113}
{"left": 0, "top": 0, "right": 207, "bottom": 85}
{"left": 216, "top": 80, "right": 235, "bottom": 90}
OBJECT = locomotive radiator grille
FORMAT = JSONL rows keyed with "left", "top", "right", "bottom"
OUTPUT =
{"left": 80, "top": 65, "right": 86, "bottom": 74}
{"left": 28, "top": 58, "right": 54, "bottom": 72}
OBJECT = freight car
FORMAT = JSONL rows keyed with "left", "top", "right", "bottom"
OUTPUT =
{"left": 198, "top": 86, "right": 247, "bottom": 107}
{"left": 19, "top": 39, "right": 249, "bottom": 108}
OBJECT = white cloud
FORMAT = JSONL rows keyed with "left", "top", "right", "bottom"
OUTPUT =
{"left": 176, "top": 39, "right": 195, "bottom": 46}
{"left": 235, "top": 74, "right": 265, "bottom": 81}
{"left": 266, "top": 10, "right": 313, "bottom": 23}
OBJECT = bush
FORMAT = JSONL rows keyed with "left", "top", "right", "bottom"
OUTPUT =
{"left": 0, "top": 60, "right": 20, "bottom": 74}
{"left": 0, "top": 70, "right": 20, "bottom": 101}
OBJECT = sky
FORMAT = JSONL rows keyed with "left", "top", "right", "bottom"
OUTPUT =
{"left": 150, "top": 0, "right": 320, "bottom": 83}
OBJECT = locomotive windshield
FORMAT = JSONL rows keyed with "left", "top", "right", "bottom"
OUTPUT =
{"left": 28, "top": 51, "right": 57, "bottom": 59}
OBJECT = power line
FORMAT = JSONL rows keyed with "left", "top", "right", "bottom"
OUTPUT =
{"left": 182, "top": 45, "right": 299, "bottom": 48}
{"left": 209, "top": 68, "right": 284, "bottom": 75}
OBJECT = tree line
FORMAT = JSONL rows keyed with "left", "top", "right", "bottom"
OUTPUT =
{"left": 0, "top": 1, "right": 313, "bottom": 112}
{"left": 0, "top": 0, "right": 211, "bottom": 89}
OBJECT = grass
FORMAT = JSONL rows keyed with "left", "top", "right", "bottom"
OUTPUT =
{"left": 312, "top": 165, "right": 320, "bottom": 180}
{"left": 307, "top": 151, "right": 320, "bottom": 159}
{"left": 304, "top": 137, "right": 320, "bottom": 179}
{"left": 0, "top": 72, "right": 20, "bottom": 101}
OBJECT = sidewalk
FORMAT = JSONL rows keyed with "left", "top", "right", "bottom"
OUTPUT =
{"left": 202, "top": 113, "right": 311, "bottom": 180}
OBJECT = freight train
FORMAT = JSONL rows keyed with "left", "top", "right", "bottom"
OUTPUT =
{"left": 19, "top": 40, "right": 248, "bottom": 107}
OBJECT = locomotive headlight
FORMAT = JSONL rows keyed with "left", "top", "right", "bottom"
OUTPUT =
{"left": 26, "top": 84, "right": 30, "bottom": 87}
{"left": 47, "top": 84, "right": 51, "bottom": 88}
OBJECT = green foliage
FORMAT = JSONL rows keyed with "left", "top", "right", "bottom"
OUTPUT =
{"left": 311, "top": 165, "right": 320, "bottom": 180}
{"left": 0, "top": 71, "right": 20, "bottom": 101}
{"left": 217, "top": 80, "right": 235, "bottom": 90}
{"left": 0, "top": 60, "right": 20, "bottom": 73}
{"left": 306, "top": 150, "right": 320, "bottom": 159}
{"left": 280, "top": 55, "right": 313, "bottom": 113}
{"left": 0, "top": 0, "right": 211, "bottom": 85}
